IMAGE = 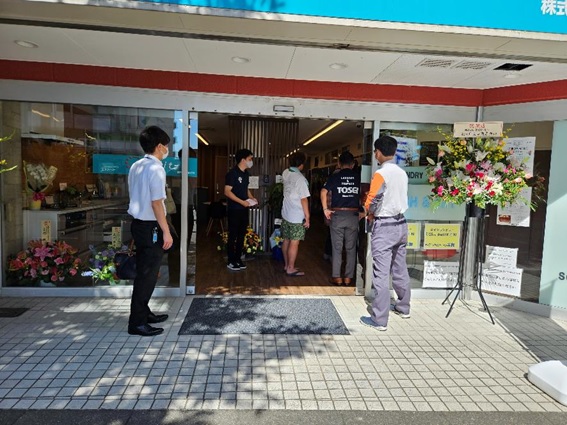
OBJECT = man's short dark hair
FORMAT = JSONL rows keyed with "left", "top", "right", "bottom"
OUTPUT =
{"left": 139, "top": 126, "right": 170, "bottom": 154}
{"left": 339, "top": 151, "right": 354, "bottom": 166}
{"left": 289, "top": 152, "right": 306, "bottom": 168}
{"left": 235, "top": 149, "right": 253, "bottom": 164}
{"left": 374, "top": 135, "right": 397, "bottom": 157}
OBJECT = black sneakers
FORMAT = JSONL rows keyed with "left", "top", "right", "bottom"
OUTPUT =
{"left": 227, "top": 262, "right": 240, "bottom": 271}
{"left": 227, "top": 261, "right": 247, "bottom": 271}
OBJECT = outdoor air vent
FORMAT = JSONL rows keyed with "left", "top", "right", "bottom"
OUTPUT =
{"left": 453, "top": 60, "right": 493, "bottom": 70}
{"left": 416, "top": 58, "right": 457, "bottom": 68}
{"left": 494, "top": 63, "right": 533, "bottom": 71}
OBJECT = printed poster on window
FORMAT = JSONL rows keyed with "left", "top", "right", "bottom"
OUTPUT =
{"left": 407, "top": 223, "right": 421, "bottom": 250}
{"left": 497, "top": 137, "right": 535, "bottom": 227}
{"left": 423, "top": 224, "right": 461, "bottom": 250}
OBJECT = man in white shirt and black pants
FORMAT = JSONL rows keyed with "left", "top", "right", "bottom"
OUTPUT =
{"left": 127, "top": 126, "right": 173, "bottom": 337}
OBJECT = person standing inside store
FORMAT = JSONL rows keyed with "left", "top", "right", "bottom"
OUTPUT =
{"left": 224, "top": 149, "right": 257, "bottom": 271}
{"left": 127, "top": 125, "right": 173, "bottom": 337}
{"left": 282, "top": 152, "right": 311, "bottom": 277}
{"left": 320, "top": 151, "right": 361, "bottom": 286}
{"left": 360, "top": 135, "right": 411, "bottom": 331}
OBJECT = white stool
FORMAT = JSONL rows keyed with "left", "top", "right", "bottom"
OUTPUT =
{"left": 528, "top": 360, "right": 567, "bottom": 406}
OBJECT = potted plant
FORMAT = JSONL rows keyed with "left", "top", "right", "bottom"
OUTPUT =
{"left": 7, "top": 240, "right": 82, "bottom": 287}
{"left": 266, "top": 182, "right": 283, "bottom": 218}
{"left": 87, "top": 244, "right": 128, "bottom": 285}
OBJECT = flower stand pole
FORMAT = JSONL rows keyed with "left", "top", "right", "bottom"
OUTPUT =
{"left": 442, "top": 203, "right": 495, "bottom": 324}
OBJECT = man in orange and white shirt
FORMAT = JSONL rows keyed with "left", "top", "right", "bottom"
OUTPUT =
{"left": 359, "top": 136, "right": 411, "bottom": 331}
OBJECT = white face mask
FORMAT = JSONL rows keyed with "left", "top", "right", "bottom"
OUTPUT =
{"left": 246, "top": 160, "right": 253, "bottom": 169}
{"left": 162, "top": 146, "right": 169, "bottom": 160}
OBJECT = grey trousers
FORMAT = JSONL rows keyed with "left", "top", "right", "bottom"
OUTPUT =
{"left": 370, "top": 216, "right": 411, "bottom": 326}
{"left": 330, "top": 213, "right": 359, "bottom": 278}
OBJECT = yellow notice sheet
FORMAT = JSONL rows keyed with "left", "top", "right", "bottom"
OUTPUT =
{"left": 423, "top": 223, "right": 461, "bottom": 250}
{"left": 407, "top": 223, "right": 421, "bottom": 250}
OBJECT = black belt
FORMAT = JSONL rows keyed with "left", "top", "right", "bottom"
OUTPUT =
{"left": 133, "top": 219, "right": 157, "bottom": 224}
{"left": 377, "top": 214, "right": 405, "bottom": 220}
{"left": 332, "top": 207, "right": 359, "bottom": 211}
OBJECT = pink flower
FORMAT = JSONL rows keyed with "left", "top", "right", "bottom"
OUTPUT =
{"left": 451, "top": 189, "right": 460, "bottom": 196}
{"left": 34, "top": 246, "right": 52, "bottom": 261}
{"left": 428, "top": 176, "right": 436, "bottom": 183}
{"left": 465, "top": 163, "right": 475, "bottom": 173}
{"left": 436, "top": 186, "right": 444, "bottom": 196}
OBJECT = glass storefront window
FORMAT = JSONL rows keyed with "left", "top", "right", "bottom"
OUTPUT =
{"left": 379, "top": 122, "right": 551, "bottom": 303}
{"left": 2, "top": 102, "right": 192, "bottom": 289}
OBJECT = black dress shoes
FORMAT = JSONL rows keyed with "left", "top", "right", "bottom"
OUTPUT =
{"left": 147, "top": 313, "right": 168, "bottom": 324}
{"left": 128, "top": 324, "right": 164, "bottom": 337}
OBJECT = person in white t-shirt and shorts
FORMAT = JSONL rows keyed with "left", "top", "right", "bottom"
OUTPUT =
{"left": 281, "top": 152, "right": 311, "bottom": 277}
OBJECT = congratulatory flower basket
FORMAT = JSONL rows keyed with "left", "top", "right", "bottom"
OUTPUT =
{"left": 425, "top": 130, "right": 543, "bottom": 211}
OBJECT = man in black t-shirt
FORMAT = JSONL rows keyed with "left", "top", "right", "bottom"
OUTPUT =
{"left": 224, "top": 149, "right": 257, "bottom": 271}
{"left": 321, "top": 151, "right": 361, "bottom": 286}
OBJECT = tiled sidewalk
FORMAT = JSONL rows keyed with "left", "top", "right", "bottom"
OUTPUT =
{"left": 0, "top": 295, "right": 566, "bottom": 412}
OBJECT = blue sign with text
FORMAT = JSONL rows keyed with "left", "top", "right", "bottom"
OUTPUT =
{"left": 93, "top": 154, "right": 197, "bottom": 177}
{"left": 136, "top": 1, "right": 567, "bottom": 35}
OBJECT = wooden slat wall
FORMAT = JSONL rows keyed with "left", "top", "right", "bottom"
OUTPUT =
{"left": 228, "top": 117, "right": 299, "bottom": 249}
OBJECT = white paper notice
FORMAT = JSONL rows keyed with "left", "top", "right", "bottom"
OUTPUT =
{"left": 246, "top": 198, "right": 258, "bottom": 207}
{"left": 485, "top": 245, "right": 518, "bottom": 268}
{"left": 481, "top": 267, "right": 522, "bottom": 297}
{"left": 249, "top": 176, "right": 259, "bottom": 189}
{"left": 497, "top": 136, "right": 536, "bottom": 228}
{"left": 497, "top": 188, "right": 532, "bottom": 227}
{"left": 422, "top": 261, "right": 459, "bottom": 289}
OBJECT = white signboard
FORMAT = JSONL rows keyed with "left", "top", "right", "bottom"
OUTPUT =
{"left": 481, "top": 267, "right": 523, "bottom": 297}
{"left": 504, "top": 137, "right": 535, "bottom": 174}
{"left": 249, "top": 176, "right": 259, "bottom": 189}
{"left": 395, "top": 137, "right": 419, "bottom": 167}
{"left": 485, "top": 245, "right": 518, "bottom": 268}
{"left": 453, "top": 121, "right": 503, "bottom": 138}
{"left": 422, "top": 261, "right": 459, "bottom": 289}
{"left": 496, "top": 136, "right": 536, "bottom": 227}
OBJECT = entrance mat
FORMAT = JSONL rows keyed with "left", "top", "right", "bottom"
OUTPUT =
{"left": 179, "top": 298, "right": 350, "bottom": 335}
{"left": 0, "top": 308, "right": 29, "bottom": 318}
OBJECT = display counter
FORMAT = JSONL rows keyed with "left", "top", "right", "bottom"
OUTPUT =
{"left": 23, "top": 200, "right": 131, "bottom": 253}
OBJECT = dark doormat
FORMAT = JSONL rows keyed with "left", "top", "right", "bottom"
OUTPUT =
{"left": 0, "top": 308, "right": 29, "bottom": 317}
{"left": 179, "top": 298, "right": 350, "bottom": 335}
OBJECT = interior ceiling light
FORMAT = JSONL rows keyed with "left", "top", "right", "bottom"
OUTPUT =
{"left": 303, "top": 120, "right": 344, "bottom": 146}
{"left": 15, "top": 40, "right": 38, "bottom": 48}
{"left": 329, "top": 63, "right": 348, "bottom": 70}
{"left": 196, "top": 133, "right": 210, "bottom": 146}
{"left": 232, "top": 56, "right": 251, "bottom": 64}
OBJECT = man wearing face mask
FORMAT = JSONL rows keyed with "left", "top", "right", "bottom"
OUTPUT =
{"left": 224, "top": 149, "right": 257, "bottom": 271}
{"left": 127, "top": 125, "right": 173, "bottom": 337}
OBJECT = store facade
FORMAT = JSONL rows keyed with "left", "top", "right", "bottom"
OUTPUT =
{"left": 0, "top": 0, "right": 567, "bottom": 315}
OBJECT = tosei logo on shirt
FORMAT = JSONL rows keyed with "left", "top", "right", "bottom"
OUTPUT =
{"left": 238, "top": 177, "right": 242, "bottom": 183}
{"left": 337, "top": 186, "right": 359, "bottom": 194}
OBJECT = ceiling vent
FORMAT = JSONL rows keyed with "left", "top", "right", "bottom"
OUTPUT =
{"left": 494, "top": 63, "right": 533, "bottom": 71}
{"left": 453, "top": 60, "right": 493, "bottom": 70}
{"left": 416, "top": 58, "right": 457, "bottom": 69}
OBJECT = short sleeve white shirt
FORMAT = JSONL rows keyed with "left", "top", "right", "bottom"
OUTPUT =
{"left": 127, "top": 155, "right": 167, "bottom": 220}
{"left": 281, "top": 167, "right": 311, "bottom": 224}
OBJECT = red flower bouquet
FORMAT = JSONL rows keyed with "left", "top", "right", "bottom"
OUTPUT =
{"left": 7, "top": 240, "right": 82, "bottom": 285}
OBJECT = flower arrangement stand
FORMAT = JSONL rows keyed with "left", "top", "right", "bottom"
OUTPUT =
{"left": 442, "top": 203, "right": 495, "bottom": 325}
